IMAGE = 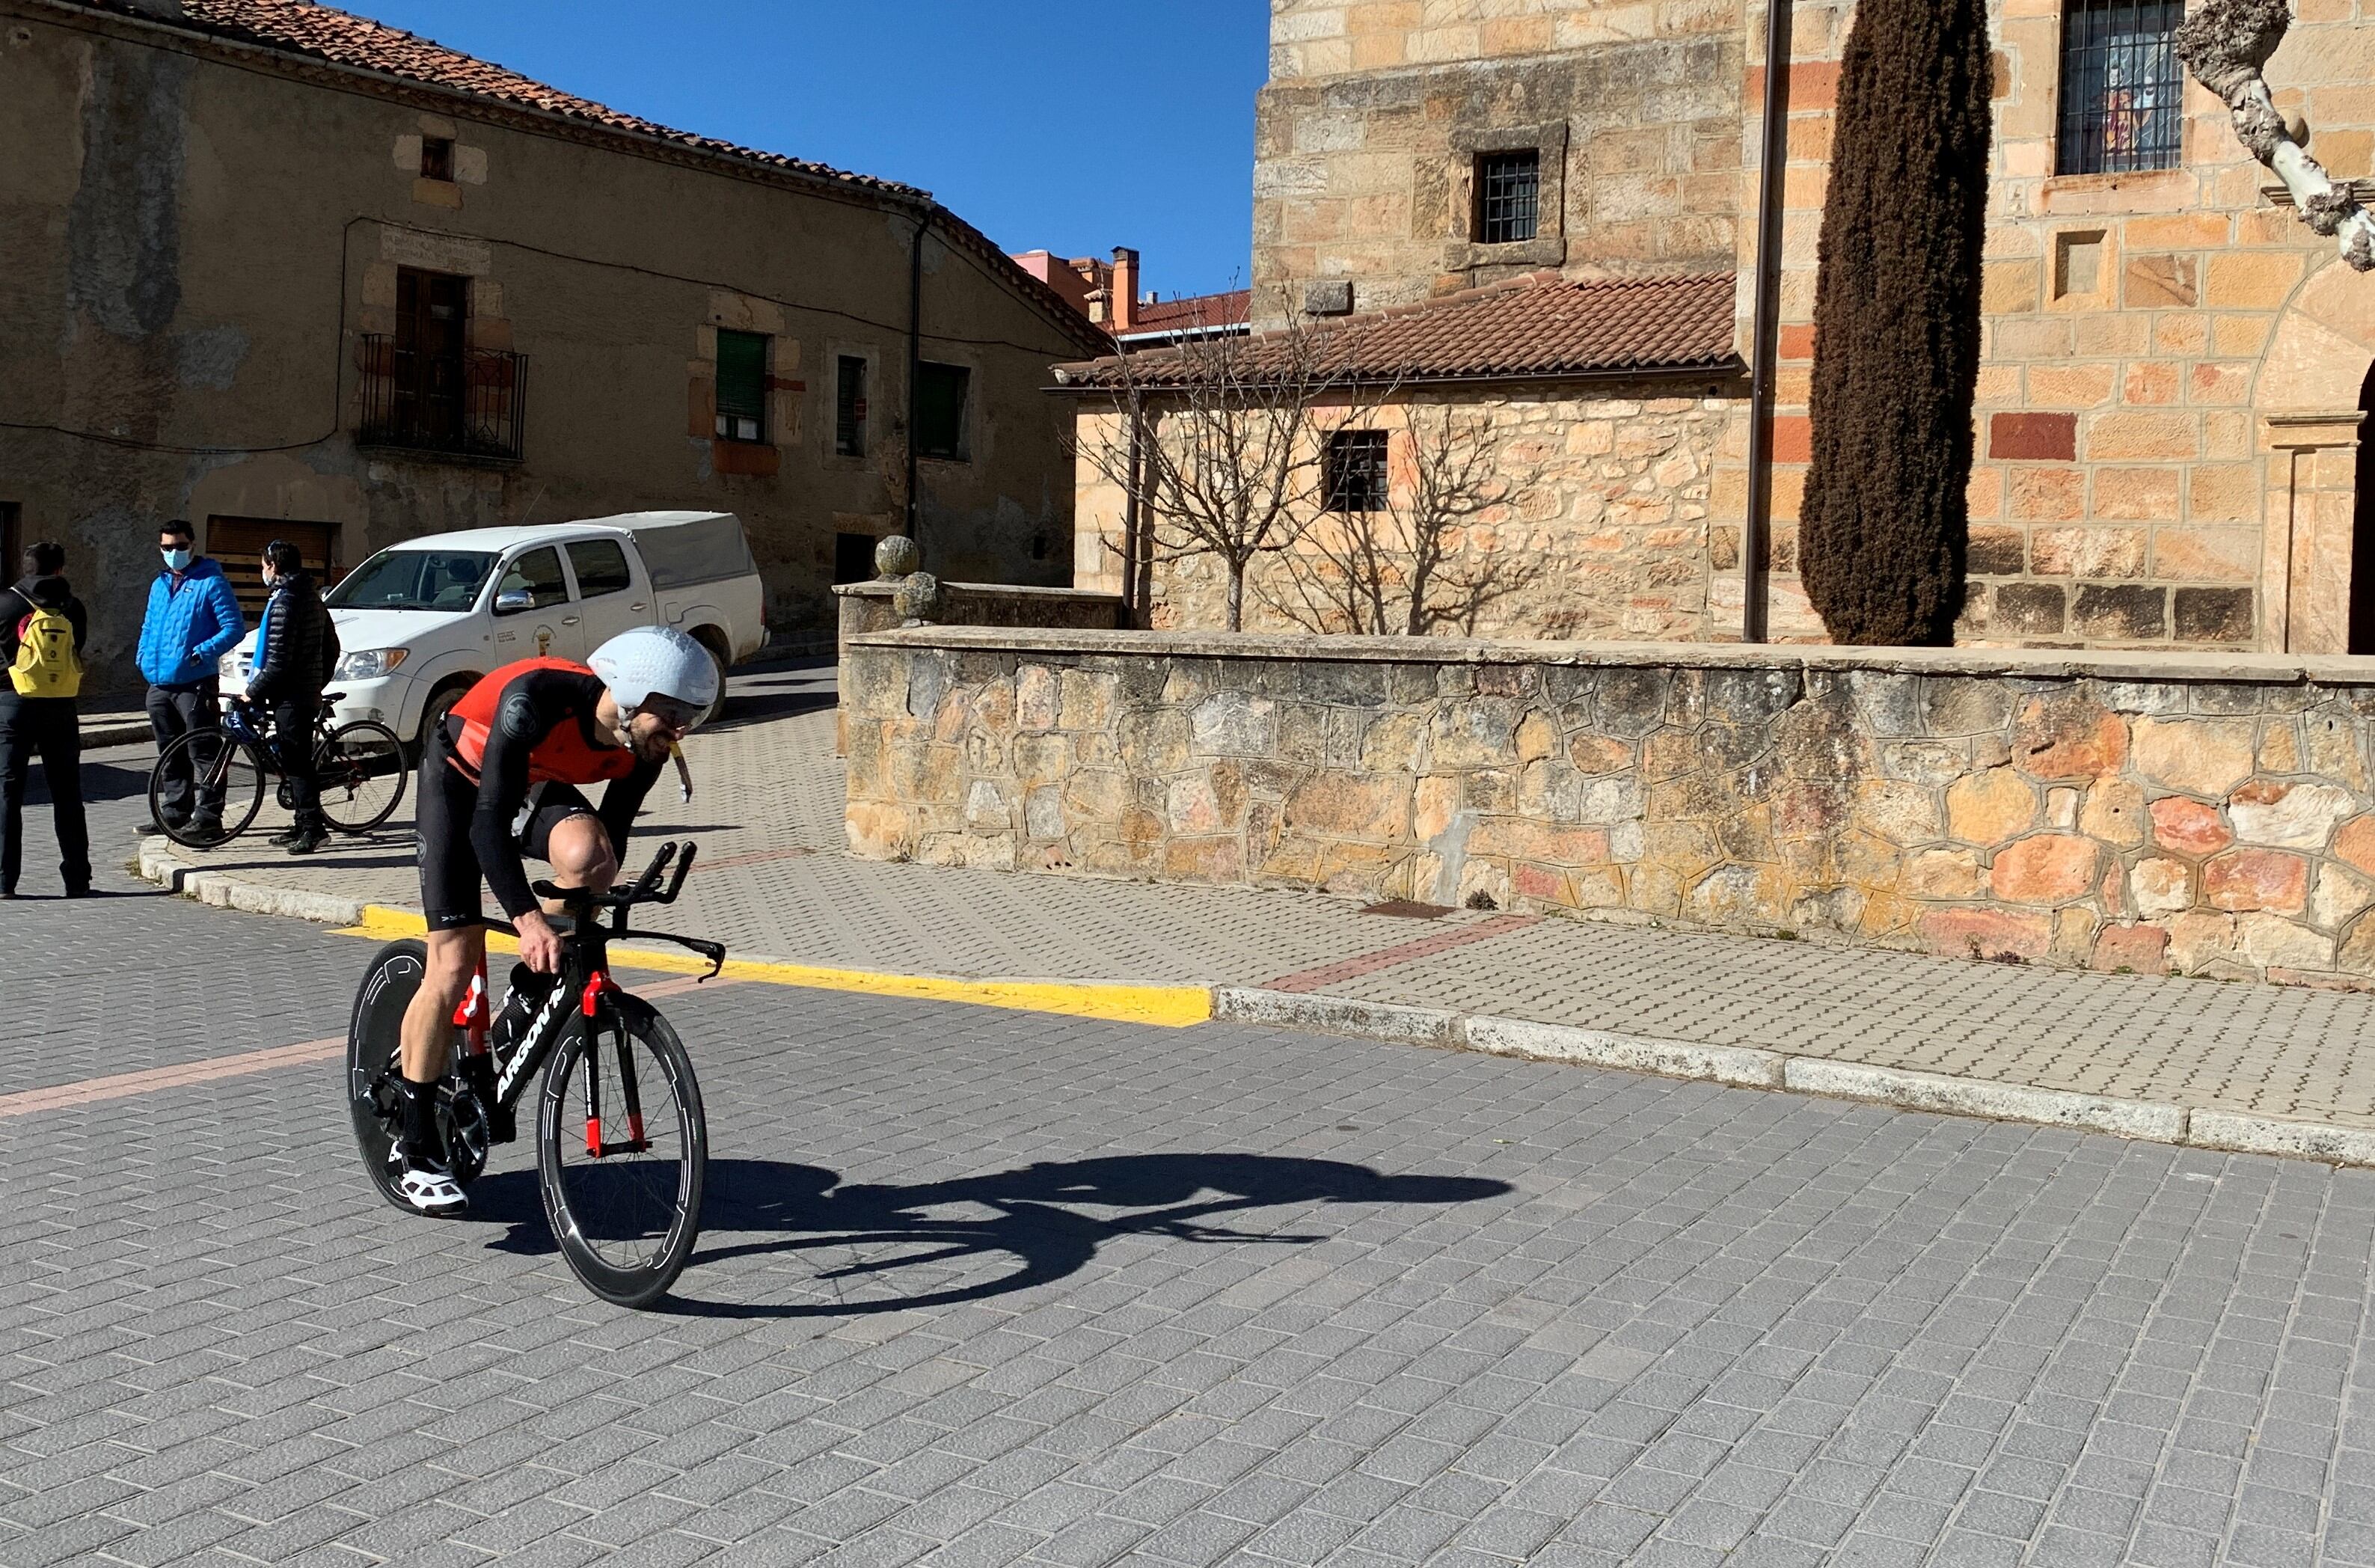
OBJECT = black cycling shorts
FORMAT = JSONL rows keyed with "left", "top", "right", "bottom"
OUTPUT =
{"left": 416, "top": 732, "right": 601, "bottom": 931}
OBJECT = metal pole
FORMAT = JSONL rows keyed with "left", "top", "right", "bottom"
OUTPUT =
{"left": 906, "top": 211, "right": 926, "bottom": 558}
{"left": 1742, "top": 0, "right": 1794, "bottom": 644}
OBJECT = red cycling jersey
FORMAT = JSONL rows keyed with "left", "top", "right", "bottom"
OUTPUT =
{"left": 445, "top": 658, "right": 640, "bottom": 787}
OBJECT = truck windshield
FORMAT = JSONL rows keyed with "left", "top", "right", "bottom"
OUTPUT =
{"left": 325, "top": 550, "right": 499, "bottom": 613}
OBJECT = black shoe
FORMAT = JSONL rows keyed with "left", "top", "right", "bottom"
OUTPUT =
{"left": 266, "top": 824, "right": 303, "bottom": 846}
{"left": 286, "top": 822, "right": 331, "bottom": 855}
{"left": 64, "top": 886, "right": 93, "bottom": 899}
{"left": 137, "top": 817, "right": 186, "bottom": 836}
{"left": 186, "top": 815, "right": 224, "bottom": 842}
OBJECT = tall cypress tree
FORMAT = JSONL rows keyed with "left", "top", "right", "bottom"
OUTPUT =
{"left": 1799, "top": 0, "right": 1994, "bottom": 646}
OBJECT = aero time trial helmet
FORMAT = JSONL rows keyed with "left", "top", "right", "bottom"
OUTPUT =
{"left": 588, "top": 625, "right": 720, "bottom": 725}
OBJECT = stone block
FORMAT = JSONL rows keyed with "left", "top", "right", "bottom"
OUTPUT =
{"left": 1968, "top": 526, "right": 2027, "bottom": 576}
{"left": 2228, "top": 780, "right": 2355, "bottom": 851}
{"left": 1990, "top": 411, "right": 2077, "bottom": 461}
{"left": 2203, "top": 848, "right": 2309, "bottom": 913}
{"left": 1429, "top": 700, "right": 1519, "bottom": 767}
{"left": 1994, "top": 582, "right": 2067, "bottom": 635}
{"left": 2133, "top": 717, "right": 2255, "bottom": 797}
{"left": 1991, "top": 833, "right": 2100, "bottom": 905}
{"left": 2079, "top": 777, "right": 2147, "bottom": 846}
{"left": 1946, "top": 767, "right": 2036, "bottom": 845}
{"left": 2123, "top": 252, "right": 2198, "bottom": 308}
{"left": 1282, "top": 771, "right": 1406, "bottom": 837}
{"left": 2071, "top": 584, "right": 2166, "bottom": 640}
{"left": 2131, "top": 857, "right": 2191, "bottom": 916}
{"left": 2090, "top": 923, "right": 2171, "bottom": 973}
{"left": 1058, "top": 670, "right": 1118, "bottom": 732}
{"left": 1189, "top": 691, "right": 1277, "bottom": 756}
{"left": 2010, "top": 693, "right": 2127, "bottom": 778}
{"left": 2172, "top": 588, "right": 2255, "bottom": 643}
{"left": 1917, "top": 907, "right": 2054, "bottom": 963}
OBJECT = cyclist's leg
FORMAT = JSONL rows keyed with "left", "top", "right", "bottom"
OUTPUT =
{"left": 400, "top": 925, "right": 482, "bottom": 1084}
{"left": 519, "top": 789, "right": 617, "bottom": 915}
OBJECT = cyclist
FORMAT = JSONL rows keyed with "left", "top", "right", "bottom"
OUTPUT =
{"left": 391, "top": 625, "right": 719, "bottom": 1214}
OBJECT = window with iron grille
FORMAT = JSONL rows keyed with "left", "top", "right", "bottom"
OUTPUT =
{"left": 836, "top": 355, "right": 868, "bottom": 457}
{"left": 1474, "top": 150, "right": 1540, "bottom": 245}
{"left": 715, "top": 330, "right": 768, "bottom": 443}
{"left": 1325, "top": 429, "right": 1390, "bottom": 513}
{"left": 2056, "top": 0, "right": 2184, "bottom": 176}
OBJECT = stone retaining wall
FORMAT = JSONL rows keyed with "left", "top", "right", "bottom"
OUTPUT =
{"left": 845, "top": 628, "right": 2375, "bottom": 987}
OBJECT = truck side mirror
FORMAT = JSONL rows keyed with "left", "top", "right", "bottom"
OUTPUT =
{"left": 494, "top": 588, "right": 535, "bottom": 615}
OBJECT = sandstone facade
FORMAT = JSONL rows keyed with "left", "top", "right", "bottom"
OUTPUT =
{"left": 1073, "top": 387, "right": 1736, "bottom": 641}
{"left": 1193, "top": 0, "right": 2375, "bottom": 654}
{"left": 849, "top": 627, "right": 2375, "bottom": 987}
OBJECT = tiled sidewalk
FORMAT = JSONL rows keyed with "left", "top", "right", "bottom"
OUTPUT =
{"left": 144, "top": 665, "right": 2375, "bottom": 1133}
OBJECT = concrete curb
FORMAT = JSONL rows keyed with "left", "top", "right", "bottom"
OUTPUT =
{"left": 138, "top": 838, "right": 367, "bottom": 927}
{"left": 137, "top": 843, "right": 2375, "bottom": 1168}
{"left": 83, "top": 717, "right": 153, "bottom": 748}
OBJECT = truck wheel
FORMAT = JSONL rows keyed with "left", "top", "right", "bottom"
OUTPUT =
{"left": 411, "top": 679, "right": 474, "bottom": 761}
{"left": 690, "top": 632, "right": 729, "bottom": 727}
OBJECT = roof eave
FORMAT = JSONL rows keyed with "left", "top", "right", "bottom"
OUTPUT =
{"left": 1045, "top": 355, "right": 1747, "bottom": 396}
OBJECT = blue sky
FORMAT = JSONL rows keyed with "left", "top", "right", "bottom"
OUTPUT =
{"left": 360, "top": 0, "right": 1271, "bottom": 301}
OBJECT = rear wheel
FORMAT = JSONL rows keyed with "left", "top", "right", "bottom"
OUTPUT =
{"left": 538, "top": 996, "right": 707, "bottom": 1308}
{"left": 347, "top": 939, "right": 486, "bottom": 1213}
{"left": 151, "top": 730, "right": 265, "bottom": 846}
{"left": 316, "top": 720, "right": 408, "bottom": 834}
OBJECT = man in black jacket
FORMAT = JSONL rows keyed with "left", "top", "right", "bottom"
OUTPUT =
{"left": 248, "top": 539, "right": 339, "bottom": 855}
{"left": 0, "top": 540, "right": 92, "bottom": 897}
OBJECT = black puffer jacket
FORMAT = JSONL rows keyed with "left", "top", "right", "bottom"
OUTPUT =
{"left": 248, "top": 571, "right": 338, "bottom": 703}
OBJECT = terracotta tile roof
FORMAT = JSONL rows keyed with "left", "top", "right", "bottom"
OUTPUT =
{"left": 98, "top": 0, "right": 921, "bottom": 195}
{"left": 1118, "top": 290, "right": 1252, "bottom": 338}
{"left": 1055, "top": 272, "right": 1740, "bottom": 388}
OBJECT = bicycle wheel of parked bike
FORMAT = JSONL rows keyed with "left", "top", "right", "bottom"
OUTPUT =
{"left": 150, "top": 730, "right": 266, "bottom": 847}
{"left": 538, "top": 996, "right": 708, "bottom": 1308}
{"left": 315, "top": 720, "right": 408, "bottom": 834}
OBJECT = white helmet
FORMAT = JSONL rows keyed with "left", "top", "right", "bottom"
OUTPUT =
{"left": 588, "top": 625, "right": 720, "bottom": 717}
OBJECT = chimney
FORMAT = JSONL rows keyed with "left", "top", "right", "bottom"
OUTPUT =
{"left": 1085, "top": 288, "right": 1111, "bottom": 326}
{"left": 1109, "top": 248, "right": 1139, "bottom": 333}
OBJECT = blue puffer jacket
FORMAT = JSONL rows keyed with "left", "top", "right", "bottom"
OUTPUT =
{"left": 138, "top": 558, "right": 245, "bottom": 688}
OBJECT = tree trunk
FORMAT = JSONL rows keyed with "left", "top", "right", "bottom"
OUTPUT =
{"left": 1226, "top": 562, "right": 1245, "bottom": 632}
{"left": 1799, "top": 0, "right": 1993, "bottom": 646}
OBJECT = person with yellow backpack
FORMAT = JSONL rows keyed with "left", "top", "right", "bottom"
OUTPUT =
{"left": 0, "top": 539, "right": 91, "bottom": 898}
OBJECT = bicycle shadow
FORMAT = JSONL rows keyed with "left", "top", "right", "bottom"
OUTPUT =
{"left": 459, "top": 1152, "right": 1512, "bottom": 1317}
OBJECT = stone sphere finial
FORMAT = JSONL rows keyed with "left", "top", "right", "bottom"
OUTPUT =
{"left": 893, "top": 571, "right": 943, "bottom": 625}
{"left": 874, "top": 535, "right": 921, "bottom": 580}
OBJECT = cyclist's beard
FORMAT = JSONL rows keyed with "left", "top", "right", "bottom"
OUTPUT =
{"left": 627, "top": 717, "right": 676, "bottom": 762}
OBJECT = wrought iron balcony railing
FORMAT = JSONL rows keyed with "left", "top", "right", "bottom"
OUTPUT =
{"left": 358, "top": 334, "right": 527, "bottom": 462}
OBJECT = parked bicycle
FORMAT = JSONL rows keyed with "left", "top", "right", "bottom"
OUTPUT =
{"left": 346, "top": 841, "right": 724, "bottom": 1308}
{"left": 147, "top": 693, "right": 406, "bottom": 847}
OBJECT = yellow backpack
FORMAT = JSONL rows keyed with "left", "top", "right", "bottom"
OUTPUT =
{"left": 9, "top": 593, "right": 82, "bottom": 698}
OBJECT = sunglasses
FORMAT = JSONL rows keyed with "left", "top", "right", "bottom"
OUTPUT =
{"left": 637, "top": 696, "right": 706, "bottom": 734}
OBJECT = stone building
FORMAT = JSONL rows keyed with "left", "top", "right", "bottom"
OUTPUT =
{"left": 1064, "top": 0, "right": 2375, "bottom": 654}
{"left": 1, "top": 0, "right": 1106, "bottom": 688}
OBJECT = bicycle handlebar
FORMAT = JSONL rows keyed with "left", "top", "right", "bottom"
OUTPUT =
{"left": 531, "top": 840, "right": 699, "bottom": 912}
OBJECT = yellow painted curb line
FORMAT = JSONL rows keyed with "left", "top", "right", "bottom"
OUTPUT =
{"left": 335, "top": 904, "right": 1213, "bottom": 1029}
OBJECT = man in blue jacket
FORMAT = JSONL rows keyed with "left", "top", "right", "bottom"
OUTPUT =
{"left": 138, "top": 519, "right": 245, "bottom": 836}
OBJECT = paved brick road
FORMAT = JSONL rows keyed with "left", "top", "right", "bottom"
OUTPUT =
{"left": 6, "top": 881, "right": 2375, "bottom": 1567}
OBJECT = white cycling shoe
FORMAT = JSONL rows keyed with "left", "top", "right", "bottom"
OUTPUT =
{"left": 390, "top": 1145, "right": 470, "bottom": 1216}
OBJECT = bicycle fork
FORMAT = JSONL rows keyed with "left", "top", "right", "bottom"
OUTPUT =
{"left": 578, "top": 971, "right": 649, "bottom": 1159}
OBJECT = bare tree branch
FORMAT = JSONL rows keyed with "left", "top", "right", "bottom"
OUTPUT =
{"left": 2178, "top": 0, "right": 2374, "bottom": 272}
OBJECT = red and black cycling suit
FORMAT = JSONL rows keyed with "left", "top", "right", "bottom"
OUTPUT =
{"left": 415, "top": 658, "right": 664, "bottom": 931}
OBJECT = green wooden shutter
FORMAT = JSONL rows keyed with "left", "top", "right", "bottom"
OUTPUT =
{"left": 715, "top": 330, "right": 767, "bottom": 442}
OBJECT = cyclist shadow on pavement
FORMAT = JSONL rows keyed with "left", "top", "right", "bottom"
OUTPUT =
{"left": 461, "top": 1153, "right": 1512, "bottom": 1318}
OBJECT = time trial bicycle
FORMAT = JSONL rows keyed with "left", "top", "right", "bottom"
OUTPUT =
{"left": 346, "top": 841, "right": 724, "bottom": 1308}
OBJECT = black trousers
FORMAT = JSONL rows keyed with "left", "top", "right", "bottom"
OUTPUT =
{"left": 0, "top": 693, "right": 89, "bottom": 894}
{"left": 270, "top": 697, "right": 321, "bottom": 824}
{"left": 146, "top": 679, "right": 223, "bottom": 820}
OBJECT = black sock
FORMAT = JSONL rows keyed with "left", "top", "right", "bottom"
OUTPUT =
{"left": 396, "top": 1076, "right": 441, "bottom": 1161}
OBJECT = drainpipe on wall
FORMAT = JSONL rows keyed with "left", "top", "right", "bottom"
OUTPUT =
{"left": 907, "top": 209, "right": 927, "bottom": 559}
{"left": 1741, "top": 0, "right": 1794, "bottom": 644}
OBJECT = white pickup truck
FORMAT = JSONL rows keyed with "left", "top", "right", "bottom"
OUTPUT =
{"left": 221, "top": 511, "right": 766, "bottom": 743}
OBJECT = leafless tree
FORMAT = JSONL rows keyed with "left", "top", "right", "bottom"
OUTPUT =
{"left": 1266, "top": 405, "right": 1536, "bottom": 637}
{"left": 1065, "top": 304, "right": 1361, "bottom": 631}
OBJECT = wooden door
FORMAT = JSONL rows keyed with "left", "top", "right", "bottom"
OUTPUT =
{"left": 206, "top": 517, "right": 343, "bottom": 623}
{"left": 394, "top": 268, "right": 468, "bottom": 443}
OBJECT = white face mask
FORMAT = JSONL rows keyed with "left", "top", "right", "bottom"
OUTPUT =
{"left": 162, "top": 548, "right": 192, "bottom": 572}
